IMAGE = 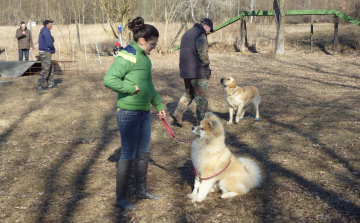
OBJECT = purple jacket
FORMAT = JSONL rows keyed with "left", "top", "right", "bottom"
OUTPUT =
{"left": 38, "top": 26, "right": 55, "bottom": 54}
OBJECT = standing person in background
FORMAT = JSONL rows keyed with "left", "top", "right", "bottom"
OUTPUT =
{"left": 104, "top": 17, "right": 165, "bottom": 210}
{"left": 113, "top": 42, "right": 123, "bottom": 57}
{"left": 15, "top": 22, "right": 34, "bottom": 61}
{"left": 171, "top": 18, "right": 214, "bottom": 127}
{"left": 36, "top": 20, "right": 56, "bottom": 91}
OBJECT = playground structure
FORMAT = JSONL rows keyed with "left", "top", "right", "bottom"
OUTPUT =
{"left": 172, "top": 10, "right": 360, "bottom": 54}
{"left": 0, "top": 60, "right": 79, "bottom": 78}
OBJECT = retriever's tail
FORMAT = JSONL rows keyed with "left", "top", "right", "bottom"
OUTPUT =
{"left": 237, "top": 157, "right": 262, "bottom": 188}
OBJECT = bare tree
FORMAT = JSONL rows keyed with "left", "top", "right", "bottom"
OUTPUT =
{"left": 241, "top": 0, "right": 256, "bottom": 23}
{"left": 69, "top": 0, "right": 82, "bottom": 50}
{"left": 274, "top": 0, "right": 285, "bottom": 55}
{"left": 163, "top": 0, "right": 186, "bottom": 50}
{"left": 189, "top": 0, "right": 198, "bottom": 23}
{"left": 93, "top": 0, "right": 136, "bottom": 44}
{"left": 206, "top": 0, "right": 212, "bottom": 18}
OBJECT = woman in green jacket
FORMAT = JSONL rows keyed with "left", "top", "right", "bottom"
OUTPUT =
{"left": 104, "top": 17, "right": 165, "bottom": 210}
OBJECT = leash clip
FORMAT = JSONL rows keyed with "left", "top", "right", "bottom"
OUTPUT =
{"left": 173, "top": 137, "right": 180, "bottom": 144}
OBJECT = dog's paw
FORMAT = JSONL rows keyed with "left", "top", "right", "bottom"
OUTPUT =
{"left": 235, "top": 117, "right": 245, "bottom": 123}
{"left": 191, "top": 197, "right": 205, "bottom": 203}
{"left": 187, "top": 193, "right": 195, "bottom": 199}
{"left": 227, "top": 121, "right": 233, "bottom": 125}
{"left": 211, "top": 185, "right": 220, "bottom": 192}
{"left": 221, "top": 192, "right": 238, "bottom": 199}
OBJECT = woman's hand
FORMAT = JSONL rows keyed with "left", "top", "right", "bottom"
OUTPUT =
{"left": 135, "top": 85, "right": 139, "bottom": 94}
{"left": 157, "top": 110, "right": 166, "bottom": 119}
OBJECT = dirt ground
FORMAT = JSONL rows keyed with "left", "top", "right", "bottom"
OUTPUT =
{"left": 0, "top": 43, "right": 360, "bottom": 223}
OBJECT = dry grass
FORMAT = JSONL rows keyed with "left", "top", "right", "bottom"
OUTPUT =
{"left": 1, "top": 23, "right": 360, "bottom": 222}
{"left": 1, "top": 21, "right": 359, "bottom": 62}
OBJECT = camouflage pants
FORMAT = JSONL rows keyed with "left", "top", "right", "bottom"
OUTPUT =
{"left": 172, "top": 78, "right": 208, "bottom": 125}
{"left": 36, "top": 51, "right": 54, "bottom": 87}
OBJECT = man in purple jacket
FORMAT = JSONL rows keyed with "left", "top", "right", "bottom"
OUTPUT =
{"left": 36, "top": 20, "right": 56, "bottom": 91}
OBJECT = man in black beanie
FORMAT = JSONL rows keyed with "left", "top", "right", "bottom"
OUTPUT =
{"left": 171, "top": 18, "right": 214, "bottom": 126}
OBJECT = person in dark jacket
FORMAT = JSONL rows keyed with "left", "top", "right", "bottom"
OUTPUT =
{"left": 36, "top": 20, "right": 56, "bottom": 91}
{"left": 15, "top": 22, "right": 34, "bottom": 61}
{"left": 171, "top": 18, "right": 214, "bottom": 126}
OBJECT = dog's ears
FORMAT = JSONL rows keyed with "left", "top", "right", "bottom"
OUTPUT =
{"left": 205, "top": 112, "right": 215, "bottom": 119}
{"left": 228, "top": 79, "right": 237, "bottom": 88}
{"left": 208, "top": 119, "right": 223, "bottom": 137}
{"left": 208, "top": 119, "right": 216, "bottom": 128}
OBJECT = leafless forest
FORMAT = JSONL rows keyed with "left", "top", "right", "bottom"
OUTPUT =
{"left": 1, "top": 0, "right": 360, "bottom": 26}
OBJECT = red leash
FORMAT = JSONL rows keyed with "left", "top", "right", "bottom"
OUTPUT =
{"left": 161, "top": 117, "right": 193, "bottom": 144}
{"left": 194, "top": 158, "right": 231, "bottom": 180}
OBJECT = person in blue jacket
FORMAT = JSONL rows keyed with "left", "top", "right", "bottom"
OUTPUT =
{"left": 36, "top": 20, "right": 56, "bottom": 91}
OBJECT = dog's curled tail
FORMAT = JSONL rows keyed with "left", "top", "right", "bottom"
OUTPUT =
{"left": 237, "top": 157, "right": 262, "bottom": 188}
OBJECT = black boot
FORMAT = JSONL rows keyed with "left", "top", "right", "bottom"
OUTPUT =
{"left": 115, "top": 159, "right": 137, "bottom": 210}
{"left": 134, "top": 153, "right": 162, "bottom": 200}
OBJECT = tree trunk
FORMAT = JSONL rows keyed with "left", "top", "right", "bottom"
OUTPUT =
{"left": 94, "top": 0, "right": 97, "bottom": 24}
{"left": 206, "top": 0, "right": 211, "bottom": 18}
{"left": 250, "top": 0, "right": 255, "bottom": 23}
{"left": 274, "top": 0, "right": 285, "bottom": 55}
{"left": 164, "top": 8, "right": 168, "bottom": 51}
{"left": 240, "top": 19, "right": 246, "bottom": 52}
{"left": 334, "top": 15, "right": 339, "bottom": 55}
{"left": 75, "top": 18, "right": 81, "bottom": 50}
{"left": 190, "top": 0, "right": 197, "bottom": 23}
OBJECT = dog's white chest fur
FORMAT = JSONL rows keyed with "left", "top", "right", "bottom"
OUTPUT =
{"left": 191, "top": 138, "right": 225, "bottom": 172}
{"left": 225, "top": 87, "right": 245, "bottom": 108}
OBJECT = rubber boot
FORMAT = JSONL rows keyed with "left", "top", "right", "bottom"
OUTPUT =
{"left": 115, "top": 159, "right": 137, "bottom": 210}
{"left": 134, "top": 153, "right": 162, "bottom": 200}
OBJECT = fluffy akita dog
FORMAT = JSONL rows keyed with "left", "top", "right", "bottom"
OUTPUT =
{"left": 220, "top": 77, "right": 261, "bottom": 124}
{"left": 188, "top": 112, "right": 262, "bottom": 203}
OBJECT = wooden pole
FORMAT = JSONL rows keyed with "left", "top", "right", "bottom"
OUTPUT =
{"left": 95, "top": 42, "right": 101, "bottom": 64}
{"left": 244, "top": 20, "right": 248, "bottom": 48}
{"left": 84, "top": 36, "right": 87, "bottom": 63}
{"left": 240, "top": 18, "right": 246, "bottom": 52}
{"left": 72, "top": 40, "right": 75, "bottom": 65}
{"left": 310, "top": 15, "right": 313, "bottom": 52}
{"left": 334, "top": 15, "right": 339, "bottom": 55}
{"left": 274, "top": 0, "right": 285, "bottom": 55}
{"left": 4, "top": 45, "right": 8, "bottom": 61}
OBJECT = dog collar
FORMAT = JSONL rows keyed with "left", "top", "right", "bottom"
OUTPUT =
{"left": 193, "top": 157, "right": 231, "bottom": 180}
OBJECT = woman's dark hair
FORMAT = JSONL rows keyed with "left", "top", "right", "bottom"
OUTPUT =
{"left": 128, "top": 17, "right": 159, "bottom": 42}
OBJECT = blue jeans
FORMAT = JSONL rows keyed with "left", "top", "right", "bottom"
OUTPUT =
{"left": 19, "top": 49, "right": 29, "bottom": 61}
{"left": 116, "top": 108, "right": 151, "bottom": 160}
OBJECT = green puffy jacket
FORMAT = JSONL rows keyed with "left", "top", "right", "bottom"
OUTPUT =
{"left": 104, "top": 40, "right": 164, "bottom": 112}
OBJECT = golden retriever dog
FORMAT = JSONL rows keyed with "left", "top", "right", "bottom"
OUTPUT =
{"left": 220, "top": 77, "right": 260, "bottom": 124}
{"left": 187, "top": 112, "right": 261, "bottom": 203}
